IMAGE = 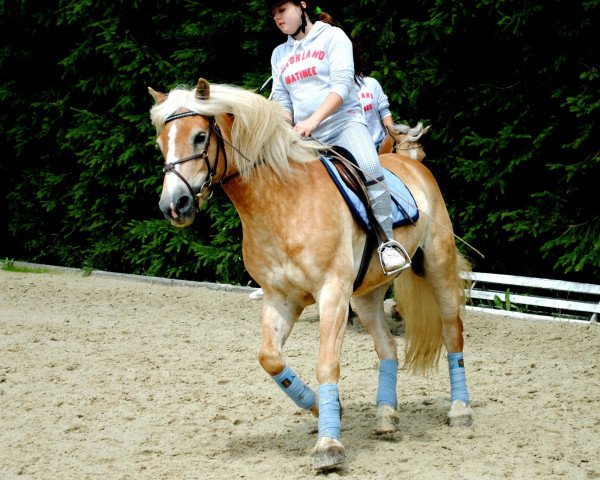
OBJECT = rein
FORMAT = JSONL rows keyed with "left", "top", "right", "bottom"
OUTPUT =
{"left": 162, "top": 111, "right": 231, "bottom": 201}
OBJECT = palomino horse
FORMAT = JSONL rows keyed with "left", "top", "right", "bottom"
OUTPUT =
{"left": 379, "top": 122, "right": 430, "bottom": 162}
{"left": 149, "top": 78, "right": 472, "bottom": 471}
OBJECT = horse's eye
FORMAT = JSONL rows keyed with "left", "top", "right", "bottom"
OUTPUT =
{"left": 193, "top": 132, "right": 207, "bottom": 146}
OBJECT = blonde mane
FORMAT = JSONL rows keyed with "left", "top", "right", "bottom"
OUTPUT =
{"left": 150, "top": 83, "right": 323, "bottom": 182}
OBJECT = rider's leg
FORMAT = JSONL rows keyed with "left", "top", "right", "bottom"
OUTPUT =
{"left": 326, "top": 122, "right": 409, "bottom": 273}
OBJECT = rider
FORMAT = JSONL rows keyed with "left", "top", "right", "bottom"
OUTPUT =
{"left": 267, "top": 1, "right": 410, "bottom": 275}
{"left": 358, "top": 75, "right": 394, "bottom": 151}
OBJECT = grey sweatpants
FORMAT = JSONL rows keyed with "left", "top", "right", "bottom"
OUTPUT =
{"left": 319, "top": 121, "right": 393, "bottom": 238}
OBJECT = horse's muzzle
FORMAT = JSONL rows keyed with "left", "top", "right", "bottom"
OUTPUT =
{"left": 159, "top": 191, "right": 196, "bottom": 227}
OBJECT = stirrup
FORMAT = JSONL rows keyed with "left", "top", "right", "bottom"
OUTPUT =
{"left": 377, "top": 239, "right": 412, "bottom": 276}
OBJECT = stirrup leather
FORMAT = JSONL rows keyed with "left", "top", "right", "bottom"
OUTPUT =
{"left": 377, "top": 240, "right": 412, "bottom": 276}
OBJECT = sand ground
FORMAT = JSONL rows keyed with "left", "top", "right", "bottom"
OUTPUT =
{"left": 1, "top": 270, "right": 599, "bottom": 479}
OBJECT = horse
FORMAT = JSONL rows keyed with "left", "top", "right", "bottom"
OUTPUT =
{"left": 149, "top": 78, "right": 473, "bottom": 472}
{"left": 379, "top": 122, "right": 430, "bottom": 162}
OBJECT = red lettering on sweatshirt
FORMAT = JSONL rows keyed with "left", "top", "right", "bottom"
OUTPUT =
{"left": 281, "top": 49, "right": 325, "bottom": 74}
{"left": 284, "top": 66, "right": 318, "bottom": 85}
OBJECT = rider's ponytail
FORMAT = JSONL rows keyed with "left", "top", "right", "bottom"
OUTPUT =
{"left": 314, "top": 9, "right": 365, "bottom": 84}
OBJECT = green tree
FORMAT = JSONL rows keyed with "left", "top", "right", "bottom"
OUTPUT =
{"left": 0, "top": 0, "right": 597, "bottom": 285}
{"left": 346, "top": 0, "right": 599, "bottom": 281}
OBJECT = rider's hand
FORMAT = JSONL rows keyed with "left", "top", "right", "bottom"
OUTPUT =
{"left": 293, "top": 117, "right": 320, "bottom": 137}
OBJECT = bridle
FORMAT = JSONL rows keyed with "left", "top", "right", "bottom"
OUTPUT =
{"left": 393, "top": 138, "right": 423, "bottom": 155}
{"left": 162, "top": 111, "right": 233, "bottom": 201}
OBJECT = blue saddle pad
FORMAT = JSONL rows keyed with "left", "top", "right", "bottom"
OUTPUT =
{"left": 320, "top": 156, "right": 419, "bottom": 231}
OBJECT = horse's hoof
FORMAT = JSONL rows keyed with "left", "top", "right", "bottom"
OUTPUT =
{"left": 374, "top": 404, "right": 400, "bottom": 434}
{"left": 312, "top": 437, "right": 346, "bottom": 471}
{"left": 447, "top": 400, "right": 473, "bottom": 427}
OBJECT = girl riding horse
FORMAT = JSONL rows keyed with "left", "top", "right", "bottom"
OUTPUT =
{"left": 149, "top": 77, "right": 473, "bottom": 471}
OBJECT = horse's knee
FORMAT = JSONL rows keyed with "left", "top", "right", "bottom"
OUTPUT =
{"left": 316, "top": 360, "right": 340, "bottom": 384}
{"left": 257, "top": 348, "right": 284, "bottom": 376}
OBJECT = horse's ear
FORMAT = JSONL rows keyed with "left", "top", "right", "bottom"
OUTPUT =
{"left": 422, "top": 125, "right": 431, "bottom": 136}
{"left": 196, "top": 78, "right": 210, "bottom": 100}
{"left": 148, "top": 87, "right": 167, "bottom": 104}
{"left": 386, "top": 124, "right": 402, "bottom": 141}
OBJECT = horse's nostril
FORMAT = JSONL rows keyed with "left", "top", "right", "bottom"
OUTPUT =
{"left": 176, "top": 195, "right": 192, "bottom": 212}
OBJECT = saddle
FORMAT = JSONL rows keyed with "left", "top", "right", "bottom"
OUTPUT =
{"left": 327, "top": 146, "right": 369, "bottom": 205}
{"left": 320, "top": 146, "right": 419, "bottom": 290}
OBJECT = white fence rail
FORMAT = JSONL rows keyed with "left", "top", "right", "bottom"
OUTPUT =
{"left": 5, "top": 261, "right": 599, "bottom": 323}
{"left": 461, "top": 271, "right": 600, "bottom": 323}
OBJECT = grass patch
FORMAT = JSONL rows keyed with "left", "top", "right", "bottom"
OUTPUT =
{"left": 1, "top": 259, "right": 52, "bottom": 274}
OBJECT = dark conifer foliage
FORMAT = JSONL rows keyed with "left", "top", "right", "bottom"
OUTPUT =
{"left": 0, "top": 1, "right": 597, "bottom": 284}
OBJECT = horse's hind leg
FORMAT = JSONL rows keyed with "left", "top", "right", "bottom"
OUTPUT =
{"left": 440, "top": 312, "right": 473, "bottom": 427}
{"left": 258, "top": 294, "right": 318, "bottom": 417}
{"left": 393, "top": 241, "right": 473, "bottom": 427}
{"left": 425, "top": 250, "right": 473, "bottom": 427}
{"left": 352, "top": 284, "right": 400, "bottom": 434}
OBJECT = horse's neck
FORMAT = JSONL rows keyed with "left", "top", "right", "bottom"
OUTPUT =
{"left": 215, "top": 115, "right": 240, "bottom": 181}
{"left": 223, "top": 175, "right": 303, "bottom": 262}
{"left": 379, "top": 135, "right": 394, "bottom": 155}
{"left": 223, "top": 173, "right": 293, "bottom": 218}
{"left": 221, "top": 161, "right": 325, "bottom": 243}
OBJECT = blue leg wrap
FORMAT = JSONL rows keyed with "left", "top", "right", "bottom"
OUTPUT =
{"left": 272, "top": 365, "right": 316, "bottom": 410}
{"left": 318, "top": 384, "right": 341, "bottom": 440}
{"left": 376, "top": 359, "right": 398, "bottom": 408}
{"left": 447, "top": 352, "right": 470, "bottom": 404}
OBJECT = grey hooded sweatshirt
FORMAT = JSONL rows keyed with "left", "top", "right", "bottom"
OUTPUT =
{"left": 270, "top": 21, "right": 366, "bottom": 139}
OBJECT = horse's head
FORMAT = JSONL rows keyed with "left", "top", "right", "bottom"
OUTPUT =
{"left": 149, "top": 77, "right": 322, "bottom": 227}
{"left": 149, "top": 78, "right": 229, "bottom": 227}
{"left": 379, "top": 122, "right": 430, "bottom": 162}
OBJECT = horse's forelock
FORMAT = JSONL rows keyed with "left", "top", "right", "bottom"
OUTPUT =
{"left": 393, "top": 124, "right": 411, "bottom": 134}
{"left": 407, "top": 122, "right": 424, "bottom": 137}
{"left": 150, "top": 87, "right": 200, "bottom": 133}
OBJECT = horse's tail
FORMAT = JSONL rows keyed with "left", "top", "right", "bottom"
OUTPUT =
{"left": 393, "top": 248, "right": 471, "bottom": 374}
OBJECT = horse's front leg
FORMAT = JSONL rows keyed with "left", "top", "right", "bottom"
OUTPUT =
{"left": 312, "top": 286, "right": 351, "bottom": 471}
{"left": 257, "top": 293, "right": 318, "bottom": 417}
